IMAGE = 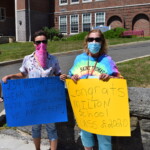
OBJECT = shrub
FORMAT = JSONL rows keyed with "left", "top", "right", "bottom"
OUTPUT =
{"left": 53, "top": 36, "right": 60, "bottom": 41}
{"left": 66, "top": 32, "right": 88, "bottom": 41}
{"left": 43, "top": 27, "right": 63, "bottom": 40}
{"left": 103, "top": 27, "right": 126, "bottom": 39}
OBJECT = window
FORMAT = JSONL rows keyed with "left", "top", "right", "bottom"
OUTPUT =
{"left": 82, "top": 13, "right": 91, "bottom": 32}
{"left": 59, "top": 0, "right": 68, "bottom": 5}
{"left": 59, "top": 16, "right": 67, "bottom": 33}
{"left": 95, "top": 0, "right": 105, "bottom": 1}
{"left": 95, "top": 12, "right": 105, "bottom": 26}
{"left": 0, "top": 8, "right": 6, "bottom": 21}
{"left": 82, "top": 0, "right": 92, "bottom": 3}
{"left": 70, "top": 14, "right": 79, "bottom": 33}
{"left": 70, "top": 0, "right": 79, "bottom": 4}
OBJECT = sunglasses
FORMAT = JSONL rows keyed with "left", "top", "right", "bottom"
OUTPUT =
{"left": 87, "top": 37, "right": 102, "bottom": 42}
{"left": 34, "top": 40, "right": 47, "bottom": 45}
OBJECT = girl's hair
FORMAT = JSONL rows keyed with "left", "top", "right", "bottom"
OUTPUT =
{"left": 84, "top": 29, "right": 107, "bottom": 55}
{"left": 32, "top": 30, "right": 48, "bottom": 42}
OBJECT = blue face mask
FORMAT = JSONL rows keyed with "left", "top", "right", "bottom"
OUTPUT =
{"left": 88, "top": 43, "right": 101, "bottom": 54}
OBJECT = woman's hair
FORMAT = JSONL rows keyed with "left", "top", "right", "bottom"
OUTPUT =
{"left": 84, "top": 29, "right": 107, "bottom": 55}
{"left": 32, "top": 30, "right": 48, "bottom": 42}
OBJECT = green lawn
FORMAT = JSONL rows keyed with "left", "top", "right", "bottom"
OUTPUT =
{"left": 0, "top": 37, "right": 150, "bottom": 62}
{"left": 117, "top": 56, "right": 150, "bottom": 87}
{"left": 0, "top": 37, "right": 150, "bottom": 87}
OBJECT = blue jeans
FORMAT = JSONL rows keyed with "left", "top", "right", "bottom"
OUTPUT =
{"left": 32, "top": 123, "right": 58, "bottom": 141}
{"left": 80, "top": 130, "right": 112, "bottom": 150}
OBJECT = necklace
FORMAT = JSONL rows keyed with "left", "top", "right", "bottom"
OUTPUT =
{"left": 86, "top": 55, "right": 98, "bottom": 78}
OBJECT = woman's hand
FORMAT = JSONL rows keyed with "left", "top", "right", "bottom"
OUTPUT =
{"left": 60, "top": 74, "right": 68, "bottom": 81}
{"left": 2, "top": 75, "right": 12, "bottom": 83}
{"left": 99, "top": 73, "right": 111, "bottom": 81}
{"left": 71, "top": 74, "right": 79, "bottom": 83}
{"left": 2, "top": 72, "right": 26, "bottom": 83}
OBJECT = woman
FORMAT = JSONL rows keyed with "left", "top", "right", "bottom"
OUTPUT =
{"left": 60, "top": 29, "right": 123, "bottom": 150}
{"left": 2, "top": 30, "right": 61, "bottom": 150}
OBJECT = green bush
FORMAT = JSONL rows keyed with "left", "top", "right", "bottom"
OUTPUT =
{"left": 43, "top": 27, "right": 63, "bottom": 41}
{"left": 53, "top": 36, "right": 60, "bottom": 41}
{"left": 66, "top": 32, "right": 88, "bottom": 41}
{"left": 104, "top": 27, "right": 126, "bottom": 39}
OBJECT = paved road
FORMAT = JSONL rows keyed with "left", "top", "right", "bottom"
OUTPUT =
{"left": 0, "top": 41, "right": 150, "bottom": 113}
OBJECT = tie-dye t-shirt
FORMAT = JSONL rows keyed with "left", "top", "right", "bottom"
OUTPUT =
{"left": 69, "top": 53, "right": 122, "bottom": 79}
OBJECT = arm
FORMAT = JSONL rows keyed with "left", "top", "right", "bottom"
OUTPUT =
{"left": 2, "top": 72, "right": 26, "bottom": 83}
{"left": 99, "top": 56, "right": 123, "bottom": 81}
{"left": 60, "top": 74, "right": 79, "bottom": 83}
{"left": 99, "top": 73, "right": 123, "bottom": 81}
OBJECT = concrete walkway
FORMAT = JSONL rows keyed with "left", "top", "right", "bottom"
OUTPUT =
{"left": 0, "top": 134, "right": 49, "bottom": 150}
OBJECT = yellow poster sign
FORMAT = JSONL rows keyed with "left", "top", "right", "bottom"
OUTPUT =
{"left": 66, "top": 79, "right": 131, "bottom": 136}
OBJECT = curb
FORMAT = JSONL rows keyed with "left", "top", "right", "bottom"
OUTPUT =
{"left": 0, "top": 40, "right": 150, "bottom": 66}
{"left": 116, "top": 54, "right": 150, "bottom": 64}
{"left": 0, "top": 40, "right": 150, "bottom": 119}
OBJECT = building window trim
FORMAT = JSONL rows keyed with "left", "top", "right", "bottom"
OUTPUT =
{"left": 95, "top": 0, "right": 105, "bottom": 2}
{"left": 59, "top": 0, "right": 68, "bottom": 6}
{"left": 82, "top": 13, "right": 91, "bottom": 32}
{"left": 70, "top": 0, "right": 79, "bottom": 4}
{"left": 95, "top": 12, "right": 105, "bottom": 27}
{"left": 82, "top": 0, "right": 92, "bottom": 3}
{"left": 59, "top": 15, "right": 67, "bottom": 34}
{"left": 70, "top": 14, "right": 79, "bottom": 34}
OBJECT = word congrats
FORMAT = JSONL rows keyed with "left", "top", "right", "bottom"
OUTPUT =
{"left": 66, "top": 78, "right": 130, "bottom": 136}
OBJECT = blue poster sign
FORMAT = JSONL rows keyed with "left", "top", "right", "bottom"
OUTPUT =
{"left": 2, "top": 77, "right": 68, "bottom": 127}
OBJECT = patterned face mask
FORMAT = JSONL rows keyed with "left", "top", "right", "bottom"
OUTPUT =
{"left": 88, "top": 42, "right": 101, "bottom": 54}
{"left": 35, "top": 43, "right": 47, "bottom": 68}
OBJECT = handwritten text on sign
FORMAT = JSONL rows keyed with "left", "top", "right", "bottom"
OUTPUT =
{"left": 2, "top": 77, "right": 68, "bottom": 127}
{"left": 66, "top": 79, "right": 130, "bottom": 136}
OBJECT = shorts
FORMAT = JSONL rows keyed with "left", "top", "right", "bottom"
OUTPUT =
{"left": 32, "top": 123, "right": 58, "bottom": 141}
{"left": 80, "top": 130, "right": 112, "bottom": 150}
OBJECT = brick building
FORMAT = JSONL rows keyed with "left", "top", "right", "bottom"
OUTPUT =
{"left": 0, "top": 0, "right": 51, "bottom": 41}
{"left": 0, "top": 0, "right": 150, "bottom": 41}
{"left": 54, "top": 0, "right": 150, "bottom": 36}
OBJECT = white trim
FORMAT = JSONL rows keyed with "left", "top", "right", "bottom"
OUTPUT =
{"left": 16, "top": 9, "right": 26, "bottom": 12}
{"left": 59, "top": 15, "right": 67, "bottom": 34}
{"left": 59, "top": 0, "right": 68, "bottom": 6}
{"left": 70, "top": 0, "right": 79, "bottom": 4}
{"left": 55, "top": 3, "right": 150, "bottom": 14}
{"left": 28, "top": 0, "right": 31, "bottom": 41}
{"left": 95, "top": 0, "right": 105, "bottom": 1}
{"left": 95, "top": 12, "right": 105, "bottom": 26}
{"left": 70, "top": 14, "right": 79, "bottom": 34}
{"left": 15, "top": 0, "right": 18, "bottom": 41}
{"left": 82, "top": 13, "right": 91, "bottom": 32}
{"left": 82, "top": 0, "right": 92, "bottom": 3}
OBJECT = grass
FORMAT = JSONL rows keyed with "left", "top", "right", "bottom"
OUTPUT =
{"left": 0, "top": 124, "right": 16, "bottom": 130}
{"left": 0, "top": 36, "right": 150, "bottom": 62}
{"left": 0, "top": 38, "right": 150, "bottom": 128}
{"left": 117, "top": 56, "right": 150, "bottom": 87}
{"left": 0, "top": 37, "right": 150, "bottom": 88}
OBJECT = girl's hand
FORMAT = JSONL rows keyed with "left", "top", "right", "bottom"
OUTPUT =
{"left": 60, "top": 74, "right": 68, "bottom": 81}
{"left": 71, "top": 74, "right": 79, "bottom": 83}
{"left": 99, "top": 73, "right": 111, "bottom": 81}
